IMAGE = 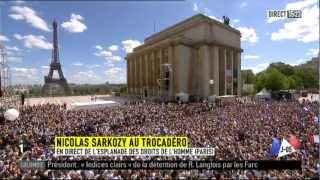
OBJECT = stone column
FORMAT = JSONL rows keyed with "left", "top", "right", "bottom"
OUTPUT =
{"left": 148, "top": 53, "right": 151, "bottom": 95}
{"left": 237, "top": 51, "right": 241, "bottom": 96}
{"left": 150, "top": 51, "right": 153, "bottom": 96}
{"left": 133, "top": 57, "right": 137, "bottom": 94}
{"left": 153, "top": 51, "right": 157, "bottom": 96}
{"left": 130, "top": 58, "right": 134, "bottom": 94}
{"left": 223, "top": 48, "right": 227, "bottom": 95}
{"left": 158, "top": 49, "right": 162, "bottom": 97}
{"left": 175, "top": 44, "right": 191, "bottom": 95}
{"left": 230, "top": 50, "right": 234, "bottom": 95}
{"left": 145, "top": 54, "right": 149, "bottom": 97}
{"left": 139, "top": 55, "right": 143, "bottom": 96}
{"left": 134, "top": 56, "right": 137, "bottom": 95}
{"left": 148, "top": 53, "right": 152, "bottom": 96}
{"left": 168, "top": 46, "right": 173, "bottom": 99}
{"left": 213, "top": 46, "right": 219, "bottom": 96}
{"left": 141, "top": 55, "right": 144, "bottom": 91}
{"left": 201, "top": 45, "right": 211, "bottom": 97}
{"left": 127, "top": 58, "right": 130, "bottom": 94}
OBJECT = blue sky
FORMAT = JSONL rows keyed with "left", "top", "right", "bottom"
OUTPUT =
{"left": 0, "top": 0, "right": 318, "bottom": 85}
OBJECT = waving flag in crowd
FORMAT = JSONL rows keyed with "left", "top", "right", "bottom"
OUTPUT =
{"left": 277, "top": 139, "right": 296, "bottom": 158}
{"left": 270, "top": 138, "right": 281, "bottom": 156}
{"left": 313, "top": 116, "right": 319, "bottom": 123}
{"left": 270, "top": 138, "right": 298, "bottom": 157}
{"left": 309, "top": 135, "right": 320, "bottom": 144}
{"left": 289, "top": 135, "right": 301, "bottom": 149}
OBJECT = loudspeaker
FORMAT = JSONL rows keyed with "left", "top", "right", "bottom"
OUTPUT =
{"left": 0, "top": 77, "right": 2, "bottom": 97}
{"left": 165, "top": 71, "right": 170, "bottom": 91}
{"left": 21, "top": 94, "right": 25, "bottom": 106}
{"left": 0, "top": 113, "right": 4, "bottom": 124}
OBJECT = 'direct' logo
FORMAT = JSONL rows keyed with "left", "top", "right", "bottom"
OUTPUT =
{"left": 267, "top": 10, "right": 302, "bottom": 20}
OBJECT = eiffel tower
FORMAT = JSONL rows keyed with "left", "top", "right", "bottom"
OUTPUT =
{"left": 42, "top": 20, "right": 71, "bottom": 95}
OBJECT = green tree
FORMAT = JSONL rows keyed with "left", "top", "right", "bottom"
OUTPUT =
{"left": 291, "top": 70, "right": 304, "bottom": 89}
{"left": 287, "top": 76, "right": 297, "bottom": 89}
{"left": 269, "top": 62, "right": 295, "bottom": 76}
{"left": 264, "top": 68, "right": 288, "bottom": 91}
{"left": 301, "top": 68, "right": 318, "bottom": 88}
{"left": 256, "top": 68, "right": 288, "bottom": 91}
{"left": 255, "top": 71, "right": 267, "bottom": 92}
{"left": 241, "top": 70, "right": 256, "bottom": 84}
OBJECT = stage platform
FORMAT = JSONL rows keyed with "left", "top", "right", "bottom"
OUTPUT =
{"left": 70, "top": 100, "right": 119, "bottom": 110}
{"left": 26, "top": 95, "right": 128, "bottom": 110}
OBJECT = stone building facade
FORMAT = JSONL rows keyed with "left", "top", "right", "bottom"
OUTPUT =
{"left": 126, "top": 14, "right": 243, "bottom": 99}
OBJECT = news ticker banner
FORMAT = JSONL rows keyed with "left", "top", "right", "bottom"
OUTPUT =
{"left": 54, "top": 136, "right": 215, "bottom": 156}
{"left": 20, "top": 160, "right": 301, "bottom": 170}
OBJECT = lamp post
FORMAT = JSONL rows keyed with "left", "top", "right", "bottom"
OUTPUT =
{"left": 209, "top": 79, "right": 214, "bottom": 95}
{"left": 0, "top": 44, "right": 4, "bottom": 97}
{"left": 157, "top": 63, "right": 172, "bottom": 102}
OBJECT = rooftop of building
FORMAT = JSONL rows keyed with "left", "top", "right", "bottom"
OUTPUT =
{"left": 130, "top": 14, "right": 241, "bottom": 54}
{"left": 145, "top": 13, "right": 241, "bottom": 43}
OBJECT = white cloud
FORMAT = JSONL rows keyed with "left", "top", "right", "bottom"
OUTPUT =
{"left": 14, "top": 0, "right": 26, "bottom": 5}
{"left": 5, "top": 51, "right": 15, "bottom": 56}
{"left": 7, "top": 56, "right": 22, "bottom": 63}
{"left": 70, "top": 70, "right": 104, "bottom": 84}
{"left": 121, "top": 39, "right": 141, "bottom": 53}
{"left": 244, "top": 54, "right": 260, "bottom": 60}
{"left": 61, "top": 13, "right": 87, "bottom": 33}
{"left": 236, "top": 27, "right": 259, "bottom": 43}
{"left": 14, "top": 34, "right": 52, "bottom": 50}
{"left": 5, "top": 45, "right": 20, "bottom": 51}
{"left": 40, "top": 65, "right": 50, "bottom": 75}
{"left": 86, "top": 64, "right": 101, "bottom": 68}
{"left": 203, "top": 7, "right": 211, "bottom": 14}
{"left": 0, "top": 35, "right": 9, "bottom": 41}
{"left": 95, "top": 50, "right": 122, "bottom": 62}
{"left": 270, "top": 0, "right": 319, "bottom": 43}
{"left": 108, "top": 45, "right": 118, "bottom": 51}
{"left": 13, "top": 34, "right": 23, "bottom": 40}
{"left": 233, "top": 19, "right": 240, "bottom": 23}
{"left": 104, "top": 62, "right": 115, "bottom": 67}
{"left": 287, "top": 58, "right": 306, "bottom": 66}
{"left": 193, "top": 2, "right": 199, "bottom": 11}
{"left": 41, "top": 65, "right": 49, "bottom": 69}
{"left": 2, "top": 45, "right": 22, "bottom": 63}
{"left": 306, "top": 48, "right": 319, "bottom": 56}
{"left": 104, "top": 67, "right": 126, "bottom": 84}
{"left": 107, "top": 56, "right": 121, "bottom": 61}
{"left": 95, "top": 45, "right": 103, "bottom": 50}
{"left": 12, "top": 67, "right": 38, "bottom": 78}
{"left": 286, "top": 0, "right": 317, "bottom": 10}
{"left": 192, "top": 3, "right": 219, "bottom": 21}
{"left": 245, "top": 63, "right": 269, "bottom": 74}
{"left": 240, "top": 2, "right": 248, "bottom": 8}
{"left": 9, "top": 6, "right": 50, "bottom": 32}
{"left": 95, "top": 50, "right": 112, "bottom": 57}
{"left": 72, "top": 62, "right": 84, "bottom": 66}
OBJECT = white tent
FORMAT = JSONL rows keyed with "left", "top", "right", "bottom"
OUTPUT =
{"left": 176, "top": 92, "right": 189, "bottom": 102}
{"left": 4, "top": 108, "right": 20, "bottom": 121}
{"left": 256, "top": 88, "right": 271, "bottom": 99}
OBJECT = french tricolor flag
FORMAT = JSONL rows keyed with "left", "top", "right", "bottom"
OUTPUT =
{"left": 309, "top": 135, "right": 320, "bottom": 144}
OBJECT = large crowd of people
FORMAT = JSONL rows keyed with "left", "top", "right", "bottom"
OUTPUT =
{"left": 0, "top": 97, "right": 319, "bottom": 179}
